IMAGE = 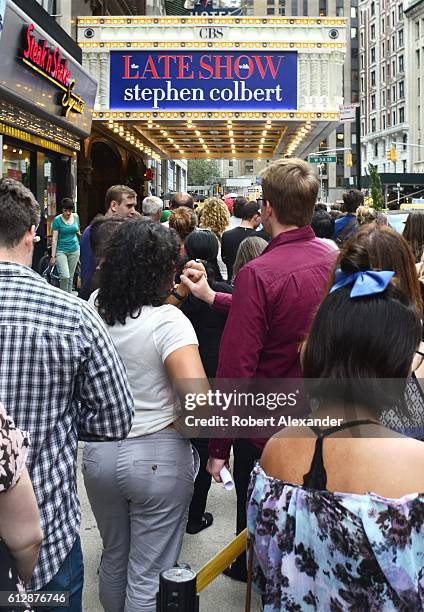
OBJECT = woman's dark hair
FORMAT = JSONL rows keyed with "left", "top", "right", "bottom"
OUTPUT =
{"left": 331, "top": 225, "right": 423, "bottom": 315}
{"left": 403, "top": 212, "right": 424, "bottom": 263}
{"left": 304, "top": 233, "right": 422, "bottom": 411}
{"left": 90, "top": 216, "right": 125, "bottom": 262}
{"left": 302, "top": 284, "right": 421, "bottom": 411}
{"left": 96, "top": 219, "right": 179, "bottom": 325}
{"left": 311, "top": 210, "right": 334, "bottom": 239}
{"left": 184, "top": 229, "right": 222, "bottom": 282}
{"left": 61, "top": 198, "right": 74, "bottom": 210}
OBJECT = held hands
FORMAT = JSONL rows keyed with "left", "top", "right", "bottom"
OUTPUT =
{"left": 180, "top": 260, "right": 216, "bottom": 305}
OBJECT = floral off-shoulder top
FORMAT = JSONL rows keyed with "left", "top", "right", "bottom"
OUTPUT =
{"left": 0, "top": 402, "right": 31, "bottom": 609}
{"left": 247, "top": 464, "right": 424, "bottom": 612}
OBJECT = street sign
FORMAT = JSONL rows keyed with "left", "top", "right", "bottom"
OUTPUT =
{"left": 308, "top": 155, "right": 337, "bottom": 163}
{"left": 339, "top": 103, "right": 359, "bottom": 123}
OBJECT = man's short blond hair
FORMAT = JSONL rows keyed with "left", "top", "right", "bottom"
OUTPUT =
{"left": 105, "top": 185, "right": 137, "bottom": 211}
{"left": 260, "top": 158, "right": 319, "bottom": 226}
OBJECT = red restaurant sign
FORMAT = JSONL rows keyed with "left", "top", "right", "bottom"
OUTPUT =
{"left": 21, "top": 23, "right": 85, "bottom": 117}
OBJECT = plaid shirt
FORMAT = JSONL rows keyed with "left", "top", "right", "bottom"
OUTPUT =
{"left": 0, "top": 262, "right": 133, "bottom": 590}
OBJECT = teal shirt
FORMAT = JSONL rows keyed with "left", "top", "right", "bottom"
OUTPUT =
{"left": 52, "top": 214, "right": 80, "bottom": 253}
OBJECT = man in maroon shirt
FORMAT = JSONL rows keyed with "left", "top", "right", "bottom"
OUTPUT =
{"left": 206, "top": 158, "right": 336, "bottom": 580}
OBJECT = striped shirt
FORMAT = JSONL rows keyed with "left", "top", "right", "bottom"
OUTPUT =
{"left": 0, "top": 262, "right": 133, "bottom": 590}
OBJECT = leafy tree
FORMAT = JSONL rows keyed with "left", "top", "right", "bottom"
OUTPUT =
{"left": 187, "top": 159, "right": 220, "bottom": 186}
{"left": 367, "top": 162, "right": 384, "bottom": 210}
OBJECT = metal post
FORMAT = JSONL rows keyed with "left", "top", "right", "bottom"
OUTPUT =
{"left": 156, "top": 566, "right": 199, "bottom": 611}
{"left": 318, "top": 164, "right": 324, "bottom": 201}
{"left": 356, "top": 105, "right": 362, "bottom": 190}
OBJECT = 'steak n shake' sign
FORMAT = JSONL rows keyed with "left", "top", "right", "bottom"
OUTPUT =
{"left": 21, "top": 23, "right": 85, "bottom": 117}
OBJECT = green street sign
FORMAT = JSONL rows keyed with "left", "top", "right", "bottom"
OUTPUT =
{"left": 308, "top": 155, "right": 337, "bottom": 163}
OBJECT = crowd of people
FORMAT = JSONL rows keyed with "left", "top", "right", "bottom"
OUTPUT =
{"left": 0, "top": 157, "right": 423, "bottom": 612}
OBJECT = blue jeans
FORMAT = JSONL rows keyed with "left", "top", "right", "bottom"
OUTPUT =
{"left": 38, "top": 536, "right": 84, "bottom": 611}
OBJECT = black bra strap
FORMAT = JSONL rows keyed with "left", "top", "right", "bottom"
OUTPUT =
{"left": 302, "top": 419, "right": 380, "bottom": 490}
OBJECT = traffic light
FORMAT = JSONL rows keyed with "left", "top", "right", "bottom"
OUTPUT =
{"left": 386, "top": 148, "right": 397, "bottom": 162}
{"left": 346, "top": 152, "right": 353, "bottom": 167}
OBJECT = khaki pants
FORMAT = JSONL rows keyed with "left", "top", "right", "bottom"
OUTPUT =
{"left": 56, "top": 250, "right": 80, "bottom": 293}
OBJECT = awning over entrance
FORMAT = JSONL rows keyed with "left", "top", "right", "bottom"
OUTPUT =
{"left": 77, "top": 16, "right": 347, "bottom": 160}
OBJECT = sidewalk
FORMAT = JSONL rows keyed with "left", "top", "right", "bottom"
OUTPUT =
{"left": 78, "top": 449, "right": 261, "bottom": 611}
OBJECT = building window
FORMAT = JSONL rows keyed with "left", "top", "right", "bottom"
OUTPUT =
{"left": 393, "top": 110, "right": 396, "bottom": 125}
{"left": 382, "top": 90, "right": 386, "bottom": 106}
{"left": 392, "top": 85, "right": 396, "bottom": 102}
{"left": 371, "top": 47, "right": 376, "bottom": 63}
{"left": 361, "top": 76, "right": 364, "bottom": 92}
{"left": 371, "top": 70, "right": 376, "bottom": 86}
{"left": 267, "top": 8, "right": 274, "bottom": 14}
{"left": 229, "top": 170, "right": 233, "bottom": 178}
{"left": 361, "top": 54, "right": 364, "bottom": 69}
{"left": 383, "top": 114, "right": 386, "bottom": 129}
{"left": 360, "top": 32, "right": 364, "bottom": 47}
{"left": 229, "top": 160, "right": 233, "bottom": 166}
{"left": 382, "top": 65, "right": 385, "bottom": 81}
{"left": 382, "top": 41, "right": 385, "bottom": 56}
{"left": 403, "top": 133, "right": 407, "bottom": 150}
{"left": 392, "top": 35, "right": 396, "bottom": 52}
{"left": 371, "top": 118, "right": 376, "bottom": 132}
{"left": 381, "top": 17, "right": 385, "bottom": 33}
{"left": 399, "top": 80, "right": 404, "bottom": 98}
{"left": 392, "top": 60, "right": 396, "bottom": 77}
{"left": 403, "top": 159, "right": 407, "bottom": 173}
{"left": 419, "top": 77, "right": 421, "bottom": 96}
{"left": 319, "top": 0, "right": 327, "bottom": 16}
{"left": 392, "top": 10, "right": 395, "bottom": 26}
{"left": 399, "top": 107, "right": 405, "bottom": 123}
{"left": 278, "top": 7, "right": 285, "bottom": 14}
{"left": 374, "top": 143, "right": 378, "bottom": 157}
{"left": 399, "top": 55, "right": 404, "bottom": 72}
{"left": 361, "top": 99, "right": 365, "bottom": 114}
{"left": 371, "top": 94, "right": 376, "bottom": 109}
{"left": 371, "top": 24, "right": 375, "bottom": 39}
{"left": 416, "top": 21, "right": 420, "bottom": 39}
{"left": 417, "top": 49, "right": 421, "bottom": 69}
{"left": 398, "top": 3, "right": 403, "bottom": 20}
{"left": 398, "top": 29, "right": 404, "bottom": 47}
{"left": 371, "top": 1, "right": 375, "bottom": 16}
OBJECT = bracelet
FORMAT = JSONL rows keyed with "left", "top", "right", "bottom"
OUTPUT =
{"left": 171, "top": 286, "right": 186, "bottom": 301}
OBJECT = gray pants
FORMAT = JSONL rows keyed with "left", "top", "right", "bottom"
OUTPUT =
{"left": 82, "top": 429, "right": 195, "bottom": 612}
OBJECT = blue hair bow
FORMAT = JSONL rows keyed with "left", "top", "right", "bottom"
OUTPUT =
{"left": 330, "top": 269, "right": 395, "bottom": 298}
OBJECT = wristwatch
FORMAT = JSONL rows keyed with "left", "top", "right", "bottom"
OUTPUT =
{"left": 171, "top": 285, "right": 186, "bottom": 301}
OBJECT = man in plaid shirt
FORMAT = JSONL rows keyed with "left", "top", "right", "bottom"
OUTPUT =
{"left": 0, "top": 178, "right": 134, "bottom": 610}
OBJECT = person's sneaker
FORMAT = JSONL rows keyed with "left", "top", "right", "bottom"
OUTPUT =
{"left": 186, "top": 512, "right": 214, "bottom": 534}
{"left": 222, "top": 563, "right": 247, "bottom": 583}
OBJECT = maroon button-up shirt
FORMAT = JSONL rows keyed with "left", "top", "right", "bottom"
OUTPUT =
{"left": 209, "top": 226, "right": 337, "bottom": 459}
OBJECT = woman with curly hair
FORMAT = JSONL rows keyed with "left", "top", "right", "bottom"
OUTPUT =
{"left": 199, "top": 196, "right": 230, "bottom": 281}
{"left": 83, "top": 220, "right": 207, "bottom": 612}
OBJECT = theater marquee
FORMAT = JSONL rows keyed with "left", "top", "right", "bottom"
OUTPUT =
{"left": 110, "top": 50, "right": 297, "bottom": 111}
